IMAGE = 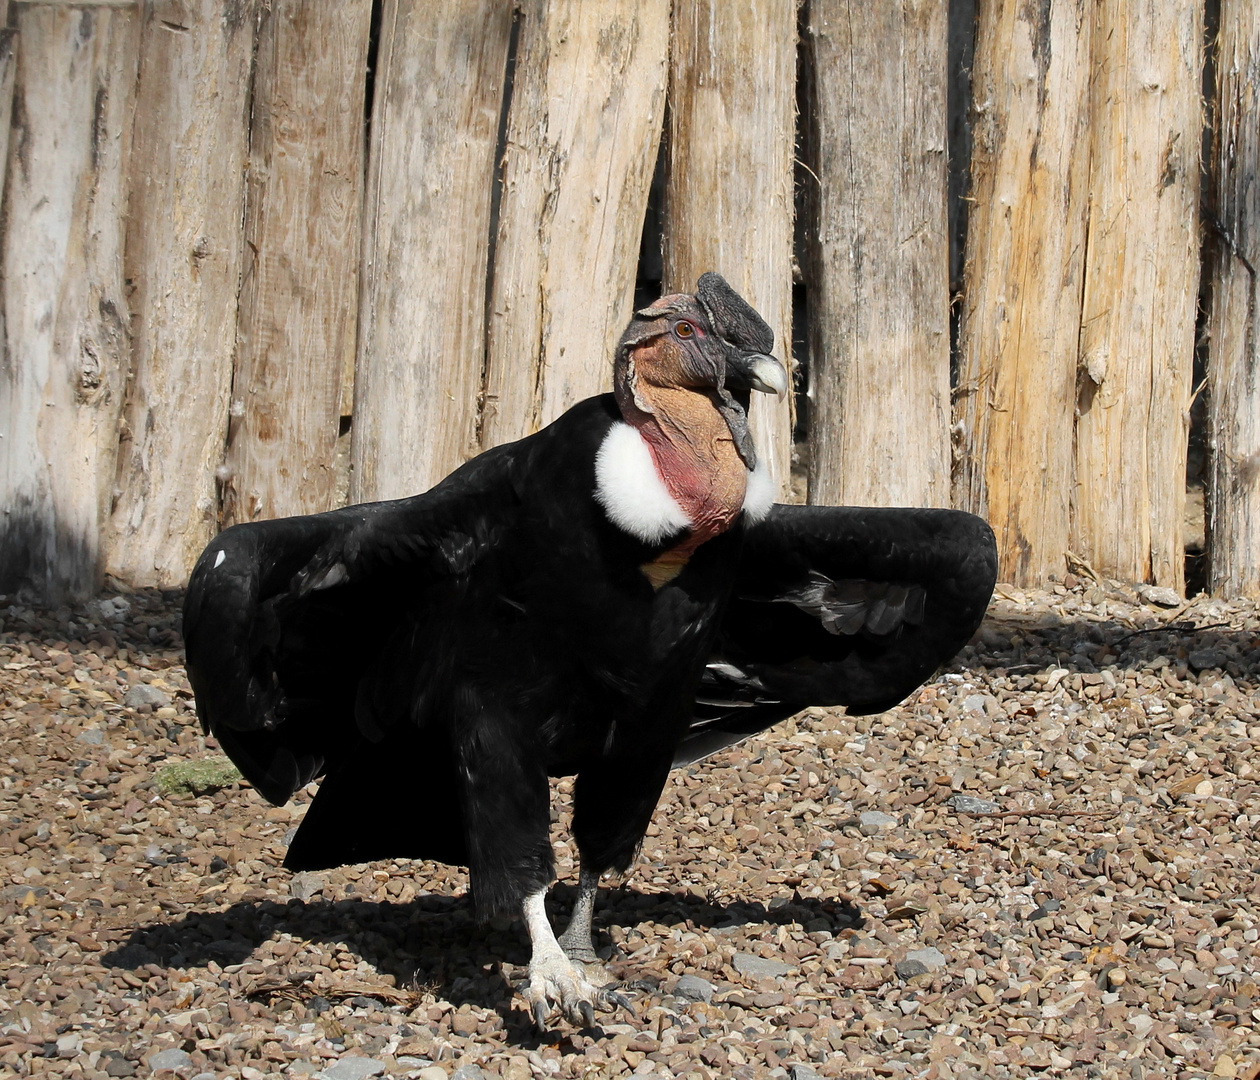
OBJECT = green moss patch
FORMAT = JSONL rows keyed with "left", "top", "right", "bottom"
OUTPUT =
{"left": 154, "top": 757, "right": 242, "bottom": 797}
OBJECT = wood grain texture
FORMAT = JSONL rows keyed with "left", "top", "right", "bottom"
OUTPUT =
{"left": 0, "top": 7, "right": 138, "bottom": 600}
{"left": 351, "top": 0, "right": 513, "bottom": 502}
{"left": 953, "top": 0, "right": 1092, "bottom": 585}
{"left": 1073, "top": 0, "right": 1202, "bottom": 591}
{"left": 480, "top": 0, "right": 669, "bottom": 449}
{"left": 219, "top": 0, "right": 371, "bottom": 527}
{"left": 806, "top": 0, "right": 951, "bottom": 509}
{"left": 661, "top": 0, "right": 796, "bottom": 498}
{"left": 105, "top": 1, "right": 257, "bottom": 586}
{"left": 1207, "top": 0, "right": 1260, "bottom": 597}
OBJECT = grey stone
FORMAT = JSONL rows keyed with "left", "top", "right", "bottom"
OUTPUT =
{"left": 1189, "top": 649, "right": 1225, "bottom": 672}
{"left": 962, "top": 693, "right": 996, "bottom": 714}
{"left": 789, "top": 1066, "right": 822, "bottom": 1080}
{"left": 317, "top": 1059, "right": 387, "bottom": 1080}
{"left": 76, "top": 727, "right": 105, "bottom": 745}
{"left": 944, "top": 794, "right": 1000, "bottom": 814}
{"left": 1137, "top": 584, "right": 1181, "bottom": 608}
{"left": 858, "top": 811, "right": 898, "bottom": 835}
{"left": 673, "top": 974, "right": 715, "bottom": 1003}
{"left": 148, "top": 1048, "right": 193, "bottom": 1073}
{"left": 124, "top": 683, "right": 171, "bottom": 709}
{"left": 451, "top": 1067, "right": 486, "bottom": 1080}
{"left": 732, "top": 953, "right": 794, "bottom": 978}
{"left": 1027, "top": 898, "right": 1061, "bottom": 921}
{"left": 290, "top": 872, "right": 324, "bottom": 901}
{"left": 95, "top": 596, "right": 131, "bottom": 621}
{"left": 895, "top": 959, "right": 930, "bottom": 979}
{"left": 904, "top": 946, "right": 947, "bottom": 971}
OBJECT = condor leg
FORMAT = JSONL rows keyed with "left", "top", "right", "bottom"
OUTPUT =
{"left": 557, "top": 864, "right": 601, "bottom": 964}
{"left": 457, "top": 719, "right": 619, "bottom": 1030}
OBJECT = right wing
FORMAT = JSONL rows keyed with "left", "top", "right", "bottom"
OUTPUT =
{"left": 676, "top": 505, "right": 997, "bottom": 765}
{"left": 182, "top": 450, "right": 516, "bottom": 807}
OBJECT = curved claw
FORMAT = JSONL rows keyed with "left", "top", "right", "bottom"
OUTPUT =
{"left": 600, "top": 986, "right": 636, "bottom": 1017}
{"left": 578, "top": 999, "right": 596, "bottom": 1028}
{"left": 532, "top": 998, "right": 549, "bottom": 1034}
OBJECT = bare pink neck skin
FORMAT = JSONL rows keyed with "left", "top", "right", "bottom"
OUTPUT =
{"left": 625, "top": 384, "right": 747, "bottom": 557}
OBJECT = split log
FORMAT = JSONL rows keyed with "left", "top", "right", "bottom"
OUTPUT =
{"left": 1073, "top": 0, "right": 1203, "bottom": 591}
{"left": 480, "top": 0, "right": 669, "bottom": 449}
{"left": 351, "top": 0, "right": 513, "bottom": 501}
{"left": 0, "top": 6, "right": 138, "bottom": 600}
{"left": 106, "top": 1, "right": 258, "bottom": 586}
{"left": 953, "top": 0, "right": 1092, "bottom": 585}
{"left": 1206, "top": 0, "right": 1260, "bottom": 596}
{"left": 219, "top": 0, "right": 372, "bottom": 527}
{"left": 805, "top": 0, "right": 951, "bottom": 509}
{"left": 660, "top": 0, "right": 796, "bottom": 498}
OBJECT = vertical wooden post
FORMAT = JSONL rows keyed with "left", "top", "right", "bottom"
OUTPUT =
{"left": 1207, "top": 0, "right": 1260, "bottom": 597}
{"left": 219, "top": 0, "right": 372, "bottom": 527}
{"left": 1073, "top": 0, "right": 1203, "bottom": 591}
{"left": 0, "top": 7, "right": 138, "bottom": 600}
{"left": 660, "top": 0, "right": 796, "bottom": 498}
{"left": 106, "top": 0, "right": 258, "bottom": 586}
{"left": 480, "top": 0, "right": 669, "bottom": 449}
{"left": 351, "top": 0, "right": 513, "bottom": 502}
{"left": 805, "top": 0, "right": 951, "bottom": 509}
{"left": 953, "top": 0, "right": 1092, "bottom": 585}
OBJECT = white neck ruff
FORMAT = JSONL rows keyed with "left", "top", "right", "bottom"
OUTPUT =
{"left": 594, "top": 421, "right": 775, "bottom": 543}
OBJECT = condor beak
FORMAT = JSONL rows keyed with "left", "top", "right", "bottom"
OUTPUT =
{"left": 730, "top": 352, "right": 789, "bottom": 398}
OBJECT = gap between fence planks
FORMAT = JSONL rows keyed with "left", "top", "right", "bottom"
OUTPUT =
{"left": 953, "top": 0, "right": 1092, "bottom": 586}
{"left": 219, "top": 0, "right": 371, "bottom": 528}
{"left": 1207, "top": 0, "right": 1260, "bottom": 598}
{"left": 1073, "top": 0, "right": 1202, "bottom": 592}
{"left": 0, "top": 6, "right": 137, "bottom": 600}
{"left": 351, "top": 0, "right": 513, "bottom": 503}
{"left": 105, "top": 1, "right": 258, "bottom": 586}
{"left": 480, "top": 0, "right": 669, "bottom": 450}
{"left": 805, "top": 0, "right": 951, "bottom": 509}
{"left": 661, "top": 0, "right": 796, "bottom": 501}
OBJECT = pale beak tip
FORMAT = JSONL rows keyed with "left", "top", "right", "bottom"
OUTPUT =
{"left": 749, "top": 354, "right": 789, "bottom": 398}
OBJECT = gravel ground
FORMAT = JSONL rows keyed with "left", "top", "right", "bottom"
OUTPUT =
{"left": 1, "top": 576, "right": 1259, "bottom": 1080}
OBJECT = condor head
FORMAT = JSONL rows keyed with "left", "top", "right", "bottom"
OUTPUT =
{"left": 612, "top": 273, "right": 787, "bottom": 470}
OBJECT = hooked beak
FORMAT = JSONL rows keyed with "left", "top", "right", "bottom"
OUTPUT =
{"left": 729, "top": 352, "right": 788, "bottom": 398}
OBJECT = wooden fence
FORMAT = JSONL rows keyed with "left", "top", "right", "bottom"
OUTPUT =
{"left": 0, "top": 0, "right": 1256, "bottom": 603}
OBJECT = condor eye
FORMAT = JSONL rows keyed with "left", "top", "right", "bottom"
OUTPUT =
{"left": 675, "top": 321, "right": 695, "bottom": 339}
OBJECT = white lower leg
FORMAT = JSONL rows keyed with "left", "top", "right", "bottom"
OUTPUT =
{"left": 522, "top": 886, "right": 602, "bottom": 1029}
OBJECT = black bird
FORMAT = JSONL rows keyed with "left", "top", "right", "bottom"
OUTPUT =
{"left": 183, "top": 273, "right": 996, "bottom": 1028}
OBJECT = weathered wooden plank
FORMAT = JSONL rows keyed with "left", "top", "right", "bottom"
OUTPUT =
{"left": 0, "top": 6, "right": 138, "bottom": 600}
{"left": 480, "top": 0, "right": 669, "bottom": 449}
{"left": 219, "top": 0, "right": 371, "bottom": 527}
{"left": 806, "top": 0, "right": 951, "bottom": 508}
{"left": 351, "top": 0, "right": 513, "bottom": 502}
{"left": 1073, "top": 0, "right": 1202, "bottom": 591}
{"left": 661, "top": 0, "right": 795, "bottom": 499}
{"left": 1206, "top": 0, "right": 1260, "bottom": 597}
{"left": 105, "top": 1, "right": 257, "bottom": 586}
{"left": 953, "top": 0, "right": 1092, "bottom": 585}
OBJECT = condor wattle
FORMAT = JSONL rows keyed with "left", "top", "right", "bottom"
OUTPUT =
{"left": 183, "top": 273, "right": 997, "bottom": 1029}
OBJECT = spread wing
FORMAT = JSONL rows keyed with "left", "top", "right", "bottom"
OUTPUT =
{"left": 676, "top": 505, "right": 997, "bottom": 765}
{"left": 182, "top": 449, "right": 516, "bottom": 808}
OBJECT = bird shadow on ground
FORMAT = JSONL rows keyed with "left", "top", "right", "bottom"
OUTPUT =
{"left": 99, "top": 885, "right": 863, "bottom": 1045}
{"left": 959, "top": 611, "right": 1260, "bottom": 691}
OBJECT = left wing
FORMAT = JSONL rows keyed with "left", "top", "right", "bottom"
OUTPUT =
{"left": 676, "top": 505, "right": 997, "bottom": 765}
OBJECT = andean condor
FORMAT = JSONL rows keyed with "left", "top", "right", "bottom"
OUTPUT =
{"left": 183, "top": 273, "right": 997, "bottom": 1029}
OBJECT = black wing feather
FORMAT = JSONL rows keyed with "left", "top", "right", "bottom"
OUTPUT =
{"left": 182, "top": 450, "right": 515, "bottom": 807}
{"left": 676, "top": 505, "right": 996, "bottom": 765}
